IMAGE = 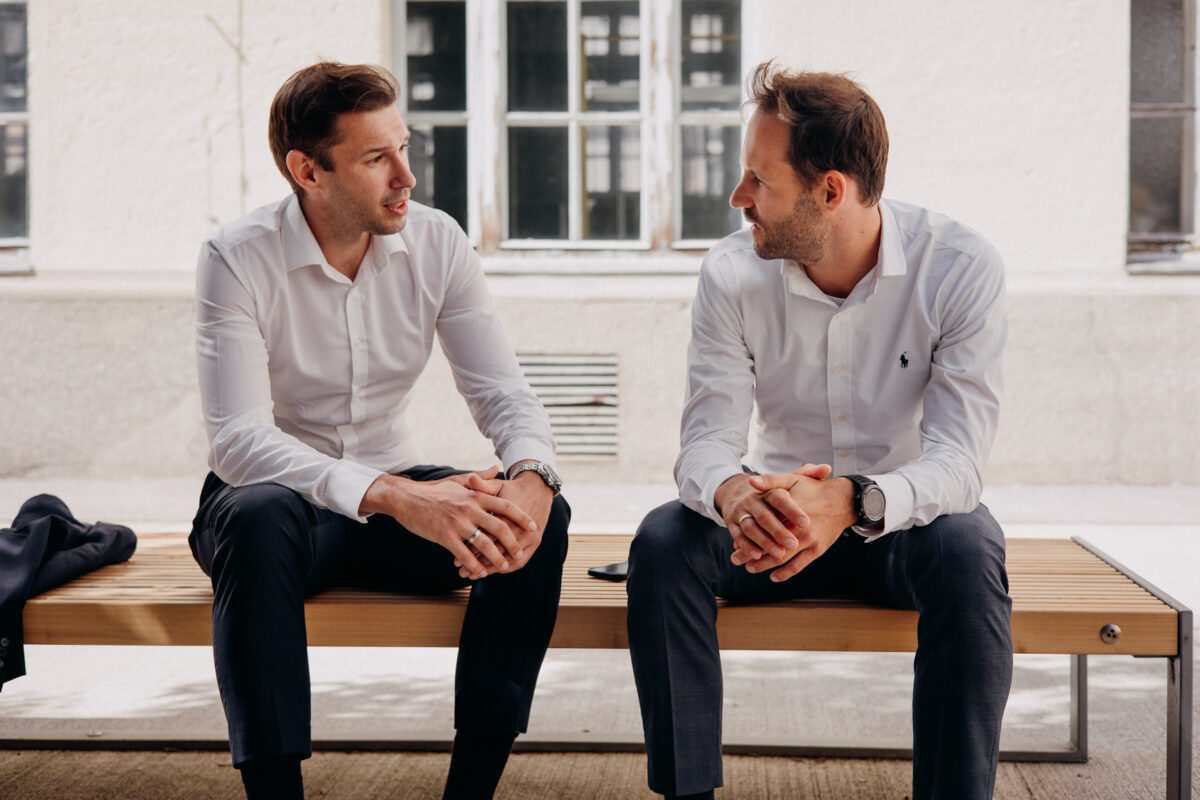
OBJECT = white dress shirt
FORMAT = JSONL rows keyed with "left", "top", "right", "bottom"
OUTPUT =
{"left": 676, "top": 199, "right": 1006, "bottom": 537}
{"left": 195, "top": 194, "right": 556, "bottom": 521}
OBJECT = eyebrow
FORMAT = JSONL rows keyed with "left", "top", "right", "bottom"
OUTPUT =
{"left": 359, "top": 135, "right": 410, "bottom": 160}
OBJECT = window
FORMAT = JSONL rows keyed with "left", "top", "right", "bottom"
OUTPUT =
{"left": 391, "top": 0, "right": 746, "bottom": 258}
{"left": 0, "top": 2, "right": 27, "bottom": 273}
{"left": 398, "top": 1, "right": 470, "bottom": 232}
{"left": 1128, "top": 0, "right": 1199, "bottom": 269}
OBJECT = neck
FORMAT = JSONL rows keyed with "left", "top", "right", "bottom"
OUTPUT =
{"left": 804, "top": 204, "right": 882, "bottom": 298}
{"left": 298, "top": 195, "right": 370, "bottom": 280}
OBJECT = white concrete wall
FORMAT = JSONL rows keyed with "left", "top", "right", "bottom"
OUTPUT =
{"left": 27, "top": 0, "right": 388, "bottom": 272}
{"left": 5, "top": 0, "right": 1197, "bottom": 489}
{"left": 754, "top": 0, "right": 1130, "bottom": 276}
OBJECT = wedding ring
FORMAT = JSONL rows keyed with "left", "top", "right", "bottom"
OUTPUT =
{"left": 737, "top": 514, "right": 753, "bottom": 527}
{"left": 466, "top": 528, "right": 484, "bottom": 546}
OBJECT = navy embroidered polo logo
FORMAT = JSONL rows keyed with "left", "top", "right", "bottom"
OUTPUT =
{"left": 899, "top": 351, "right": 909, "bottom": 369}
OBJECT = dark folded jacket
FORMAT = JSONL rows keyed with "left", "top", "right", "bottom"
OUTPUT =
{"left": 0, "top": 494, "right": 137, "bottom": 690}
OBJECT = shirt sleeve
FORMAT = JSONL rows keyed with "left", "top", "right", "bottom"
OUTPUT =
{"left": 674, "top": 254, "right": 754, "bottom": 525}
{"left": 869, "top": 244, "right": 1007, "bottom": 535}
{"left": 195, "top": 241, "right": 383, "bottom": 520}
{"left": 432, "top": 222, "right": 557, "bottom": 473}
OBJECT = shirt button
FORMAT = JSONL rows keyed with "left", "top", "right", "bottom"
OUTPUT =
{"left": 837, "top": 415, "right": 846, "bottom": 422}
{"left": 833, "top": 364, "right": 844, "bottom": 374}
{"left": 840, "top": 450, "right": 849, "bottom": 458}
{"left": 0, "top": 637, "right": 8, "bottom": 647}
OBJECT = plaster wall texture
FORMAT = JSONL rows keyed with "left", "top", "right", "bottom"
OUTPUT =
{"left": 754, "top": 0, "right": 1130, "bottom": 276}
{"left": 25, "top": 0, "right": 1130, "bottom": 277}
{"left": 3, "top": 277, "right": 1199, "bottom": 486}
{"left": 27, "top": 0, "right": 387, "bottom": 273}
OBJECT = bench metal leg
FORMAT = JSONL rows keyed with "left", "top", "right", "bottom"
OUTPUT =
{"left": 1071, "top": 653, "right": 1088, "bottom": 760}
{"left": 1167, "top": 609, "right": 1193, "bottom": 800}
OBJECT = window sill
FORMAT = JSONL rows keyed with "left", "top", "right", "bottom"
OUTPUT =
{"left": 483, "top": 249, "right": 702, "bottom": 276}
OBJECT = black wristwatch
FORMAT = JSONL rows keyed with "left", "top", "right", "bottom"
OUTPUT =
{"left": 507, "top": 461, "right": 563, "bottom": 496}
{"left": 846, "top": 475, "right": 886, "bottom": 527}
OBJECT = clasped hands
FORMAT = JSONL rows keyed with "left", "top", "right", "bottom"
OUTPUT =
{"left": 714, "top": 463, "right": 857, "bottom": 583}
{"left": 359, "top": 466, "right": 552, "bottom": 581}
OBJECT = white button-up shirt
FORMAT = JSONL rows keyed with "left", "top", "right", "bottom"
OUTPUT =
{"left": 676, "top": 199, "right": 1006, "bottom": 537}
{"left": 195, "top": 195, "right": 556, "bottom": 521}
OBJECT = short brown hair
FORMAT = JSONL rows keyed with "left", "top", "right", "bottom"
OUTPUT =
{"left": 268, "top": 62, "right": 400, "bottom": 194}
{"left": 748, "top": 61, "right": 888, "bottom": 206}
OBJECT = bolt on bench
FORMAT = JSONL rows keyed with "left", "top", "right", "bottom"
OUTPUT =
{"left": 12, "top": 533, "right": 1195, "bottom": 800}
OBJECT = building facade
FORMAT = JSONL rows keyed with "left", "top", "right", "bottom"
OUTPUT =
{"left": 3, "top": 0, "right": 1198, "bottom": 486}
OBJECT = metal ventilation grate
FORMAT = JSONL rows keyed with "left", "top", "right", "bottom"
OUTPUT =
{"left": 519, "top": 354, "right": 618, "bottom": 459}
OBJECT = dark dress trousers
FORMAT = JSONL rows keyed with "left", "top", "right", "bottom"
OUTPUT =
{"left": 626, "top": 500, "right": 1013, "bottom": 800}
{"left": 0, "top": 494, "right": 137, "bottom": 690}
{"left": 189, "top": 467, "right": 570, "bottom": 767}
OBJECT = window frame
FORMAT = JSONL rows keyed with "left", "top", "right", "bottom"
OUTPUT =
{"left": 1128, "top": 0, "right": 1200, "bottom": 272}
{"left": 390, "top": 0, "right": 753, "bottom": 260}
{"left": 0, "top": 1, "right": 29, "bottom": 275}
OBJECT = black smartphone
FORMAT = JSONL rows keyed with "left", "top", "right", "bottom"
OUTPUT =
{"left": 586, "top": 561, "right": 628, "bottom": 582}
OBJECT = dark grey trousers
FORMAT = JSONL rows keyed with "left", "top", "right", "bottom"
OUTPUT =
{"left": 626, "top": 500, "right": 1013, "bottom": 799}
{"left": 189, "top": 467, "right": 570, "bottom": 768}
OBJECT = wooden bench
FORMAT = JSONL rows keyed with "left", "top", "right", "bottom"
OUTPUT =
{"left": 15, "top": 533, "right": 1194, "bottom": 800}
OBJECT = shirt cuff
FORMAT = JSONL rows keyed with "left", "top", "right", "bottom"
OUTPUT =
{"left": 867, "top": 472, "right": 916, "bottom": 541}
{"left": 327, "top": 460, "right": 387, "bottom": 523}
{"left": 696, "top": 465, "right": 745, "bottom": 526}
{"left": 498, "top": 439, "right": 558, "bottom": 475}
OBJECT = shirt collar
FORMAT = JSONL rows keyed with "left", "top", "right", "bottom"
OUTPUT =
{"left": 781, "top": 198, "right": 906, "bottom": 301}
{"left": 280, "top": 193, "right": 411, "bottom": 280}
{"left": 876, "top": 199, "right": 907, "bottom": 279}
{"left": 281, "top": 194, "right": 327, "bottom": 273}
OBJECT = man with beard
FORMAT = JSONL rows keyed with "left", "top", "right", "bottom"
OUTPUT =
{"left": 191, "top": 62, "right": 568, "bottom": 800}
{"left": 626, "top": 62, "right": 1012, "bottom": 800}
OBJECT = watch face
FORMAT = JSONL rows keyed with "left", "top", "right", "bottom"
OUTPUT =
{"left": 862, "top": 486, "right": 885, "bottom": 521}
{"left": 540, "top": 463, "right": 562, "bottom": 489}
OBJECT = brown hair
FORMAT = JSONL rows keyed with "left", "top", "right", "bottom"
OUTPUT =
{"left": 268, "top": 62, "right": 400, "bottom": 194}
{"left": 748, "top": 61, "right": 888, "bottom": 206}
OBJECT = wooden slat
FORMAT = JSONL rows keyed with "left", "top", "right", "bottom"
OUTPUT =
{"left": 20, "top": 536, "right": 1181, "bottom": 656}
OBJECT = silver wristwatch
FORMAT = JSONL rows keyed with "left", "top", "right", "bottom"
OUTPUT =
{"left": 506, "top": 461, "right": 563, "bottom": 496}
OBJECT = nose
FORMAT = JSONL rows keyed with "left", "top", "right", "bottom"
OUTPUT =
{"left": 729, "top": 174, "right": 751, "bottom": 210}
{"left": 393, "top": 152, "right": 416, "bottom": 190}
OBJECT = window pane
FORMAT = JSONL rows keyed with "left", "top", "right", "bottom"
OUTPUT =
{"left": 406, "top": 1, "right": 466, "bottom": 111}
{"left": 509, "top": 127, "right": 568, "bottom": 238}
{"left": 681, "top": 0, "right": 741, "bottom": 111}
{"left": 0, "top": 4, "right": 25, "bottom": 113}
{"left": 508, "top": 2, "right": 567, "bottom": 111}
{"left": 581, "top": 1, "right": 639, "bottom": 111}
{"left": 1130, "top": 115, "right": 1185, "bottom": 234}
{"left": 681, "top": 124, "right": 740, "bottom": 239}
{"left": 1131, "top": 0, "right": 1186, "bottom": 105}
{"left": 583, "top": 125, "right": 640, "bottom": 239}
{"left": 0, "top": 122, "right": 26, "bottom": 238}
{"left": 410, "top": 125, "right": 468, "bottom": 231}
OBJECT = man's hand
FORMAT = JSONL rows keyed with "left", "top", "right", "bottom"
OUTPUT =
{"left": 442, "top": 465, "right": 505, "bottom": 494}
{"left": 715, "top": 471, "right": 807, "bottom": 564}
{"left": 453, "top": 467, "right": 554, "bottom": 579}
{"left": 739, "top": 467, "right": 857, "bottom": 582}
{"left": 359, "top": 472, "right": 537, "bottom": 580}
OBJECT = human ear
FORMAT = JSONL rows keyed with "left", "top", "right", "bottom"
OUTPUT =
{"left": 822, "top": 171, "right": 849, "bottom": 211}
{"left": 285, "top": 150, "right": 319, "bottom": 192}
